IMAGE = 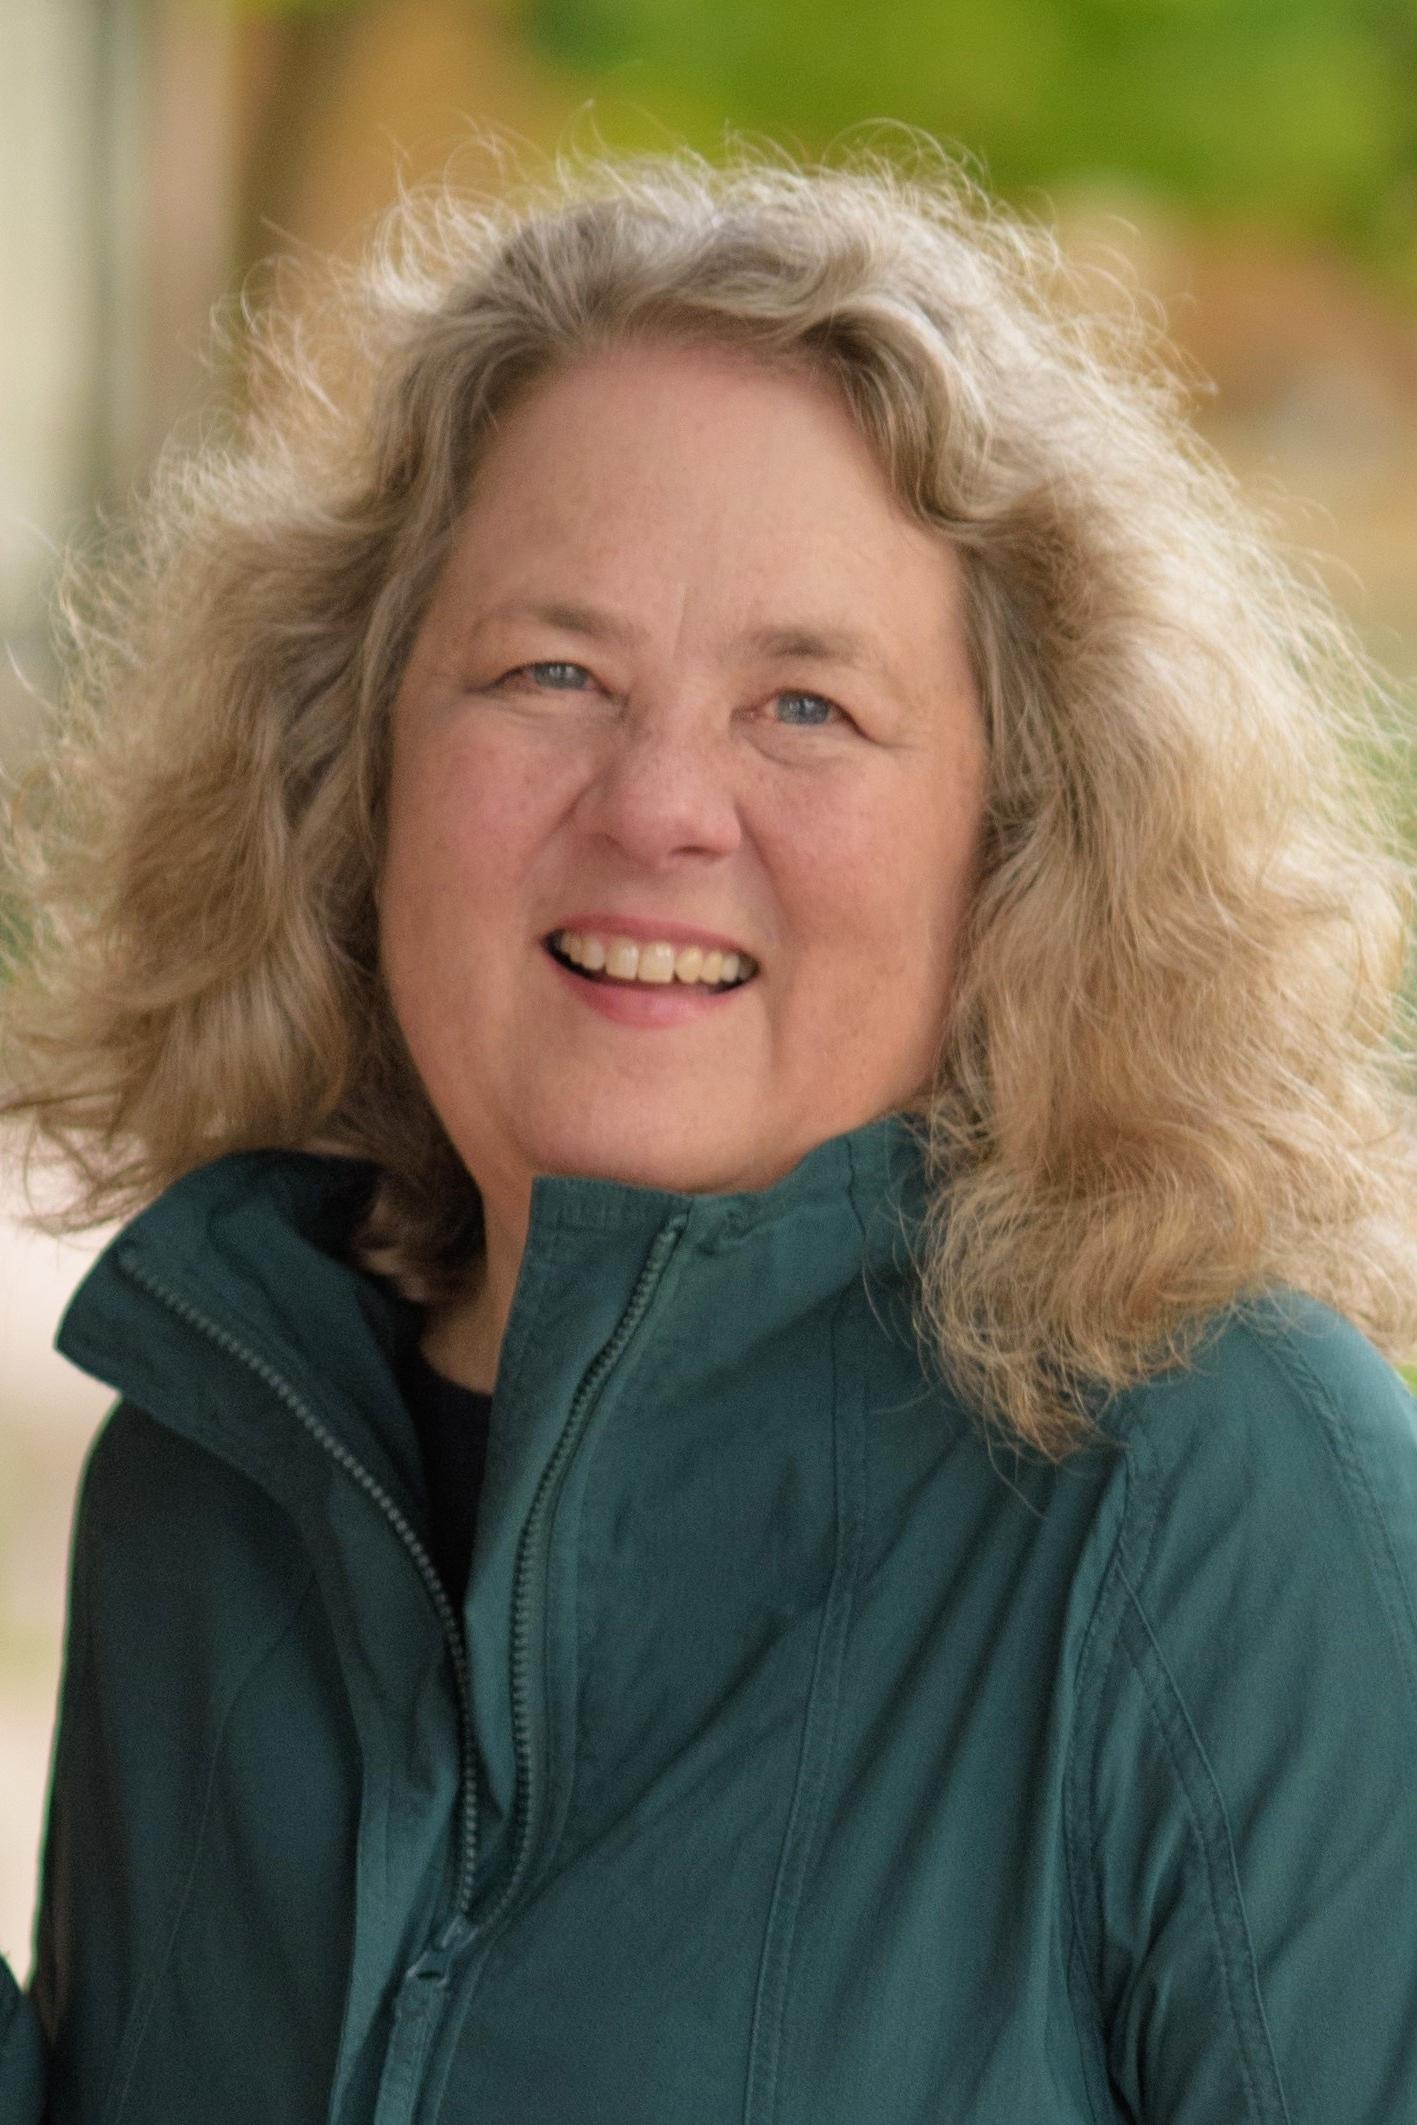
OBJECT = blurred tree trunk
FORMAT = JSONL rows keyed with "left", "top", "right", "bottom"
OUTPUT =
{"left": 144, "top": 0, "right": 239, "bottom": 457}
{"left": 1, "top": 0, "right": 147, "bottom": 771}
{"left": 236, "top": 6, "right": 367, "bottom": 281}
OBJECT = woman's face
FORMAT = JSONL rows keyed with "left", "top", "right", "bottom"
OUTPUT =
{"left": 379, "top": 340, "right": 987, "bottom": 1214}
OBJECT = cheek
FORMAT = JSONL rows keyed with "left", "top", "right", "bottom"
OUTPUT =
{"left": 381, "top": 723, "right": 557, "bottom": 936}
{"left": 774, "top": 828, "right": 972, "bottom": 1124}
{"left": 777, "top": 775, "right": 981, "bottom": 1005}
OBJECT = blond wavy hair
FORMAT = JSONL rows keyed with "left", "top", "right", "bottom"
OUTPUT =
{"left": 5, "top": 138, "right": 1416, "bottom": 1454}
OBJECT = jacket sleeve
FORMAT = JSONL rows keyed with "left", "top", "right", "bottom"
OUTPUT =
{"left": 0, "top": 1957, "right": 46, "bottom": 2121}
{"left": 1075, "top": 1298, "right": 1417, "bottom": 2124}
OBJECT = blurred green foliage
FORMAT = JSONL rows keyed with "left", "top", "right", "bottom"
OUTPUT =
{"left": 527, "top": 0, "right": 1417, "bottom": 280}
{"left": 235, "top": 0, "right": 1417, "bottom": 293}
{"left": 232, "top": 0, "right": 356, "bottom": 13}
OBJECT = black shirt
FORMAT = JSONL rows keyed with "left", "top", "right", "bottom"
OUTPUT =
{"left": 396, "top": 1335, "right": 491, "bottom": 1607}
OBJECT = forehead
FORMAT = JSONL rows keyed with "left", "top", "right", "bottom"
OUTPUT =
{"left": 430, "top": 340, "right": 970, "bottom": 667}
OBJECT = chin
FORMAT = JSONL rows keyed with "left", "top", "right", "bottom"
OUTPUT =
{"left": 528, "top": 1116, "right": 781, "bottom": 1198}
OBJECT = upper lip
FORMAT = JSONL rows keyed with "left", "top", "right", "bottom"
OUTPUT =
{"left": 546, "top": 914, "right": 757, "bottom": 958}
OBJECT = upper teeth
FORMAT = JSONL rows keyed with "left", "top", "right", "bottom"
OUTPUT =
{"left": 553, "top": 931, "right": 756, "bottom": 987}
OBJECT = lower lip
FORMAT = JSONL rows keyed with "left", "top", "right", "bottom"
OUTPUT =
{"left": 544, "top": 948, "right": 753, "bottom": 1026}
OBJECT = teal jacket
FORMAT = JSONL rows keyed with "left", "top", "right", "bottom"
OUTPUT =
{"left": 4, "top": 1115, "right": 1417, "bottom": 2122}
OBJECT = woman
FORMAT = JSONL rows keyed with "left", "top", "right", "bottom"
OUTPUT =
{"left": 3, "top": 142, "right": 1417, "bottom": 2123}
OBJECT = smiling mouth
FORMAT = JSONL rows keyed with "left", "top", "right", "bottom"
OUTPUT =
{"left": 545, "top": 930, "right": 758, "bottom": 993}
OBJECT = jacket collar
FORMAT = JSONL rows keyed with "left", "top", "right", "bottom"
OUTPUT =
{"left": 56, "top": 1112, "right": 929, "bottom": 1499}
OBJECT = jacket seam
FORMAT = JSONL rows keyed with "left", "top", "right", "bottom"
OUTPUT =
{"left": 1241, "top": 1322, "right": 1417, "bottom": 1707}
{"left": 1061, "top": 1470, "right": 1133, "bottom": 2125}
{"left": 1063, "top": 1399, "right": 1172, "bottom": 2113}
{"left": 1112, "top": 1566, "right": 1289, "bottom": 2124}
{"left": 1063, "top": 1399, "right": 1292, "bottom": 2125}
{"left": 101, "top": 1570, "right": 320, "bottom": 2125}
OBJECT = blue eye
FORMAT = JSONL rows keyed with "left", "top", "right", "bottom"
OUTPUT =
{"left": 518, "top": 661, "right": 593, "bottom": 689}
{"left": 773, "top": 690, "right": 840, "bottom": 727}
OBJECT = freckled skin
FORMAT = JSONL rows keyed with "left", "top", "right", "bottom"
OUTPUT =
{"left": 378, "top": 341, "right": 987, "bottom": 1380}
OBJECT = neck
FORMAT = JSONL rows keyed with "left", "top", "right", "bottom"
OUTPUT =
{"left": 419, "top": 1185, "right": 529, "bottom": 1396}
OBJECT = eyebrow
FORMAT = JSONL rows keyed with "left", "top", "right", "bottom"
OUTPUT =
{"left": 477, "top": 600, "right": 902, "bottom": 685}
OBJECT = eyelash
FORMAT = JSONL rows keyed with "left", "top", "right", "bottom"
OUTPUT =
{"left": 501, "top": 662, "right": 848, "bottom": 729}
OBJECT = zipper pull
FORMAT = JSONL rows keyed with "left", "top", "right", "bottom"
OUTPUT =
{"left": 372, "top": 1918, "right": 478, "bottom": 2125}
{"left": 402, "top": 1913, "right": 474, "bottom": 1993}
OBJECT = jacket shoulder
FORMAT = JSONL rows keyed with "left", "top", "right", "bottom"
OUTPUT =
{"left": 64, "top": 1397, "right": 316, "bottom": 1691}
{"left": 1102, "top": 1289, "right": 1417, "bottom": 1587}
{"left": 1075, "top": 1294, "right": 1417, "bottom": 2117}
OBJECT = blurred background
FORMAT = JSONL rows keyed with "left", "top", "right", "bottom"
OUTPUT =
{"left": 3, "top": 0, "right": 1416, "bottom": 1975}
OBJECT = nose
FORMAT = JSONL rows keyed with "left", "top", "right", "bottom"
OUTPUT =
{"left": 572, "top": 710, "right": 743, "bottom": 869}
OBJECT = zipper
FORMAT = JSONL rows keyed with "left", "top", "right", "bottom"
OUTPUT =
{"left": 117, "top": 1254, "right": 483, "bottom": 1915}
{"left": 475, "top": 1213, "right": 686, "bottom": 1937}
{"left": 121, "top": 1215, "right": 685, "bottom": 2120}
